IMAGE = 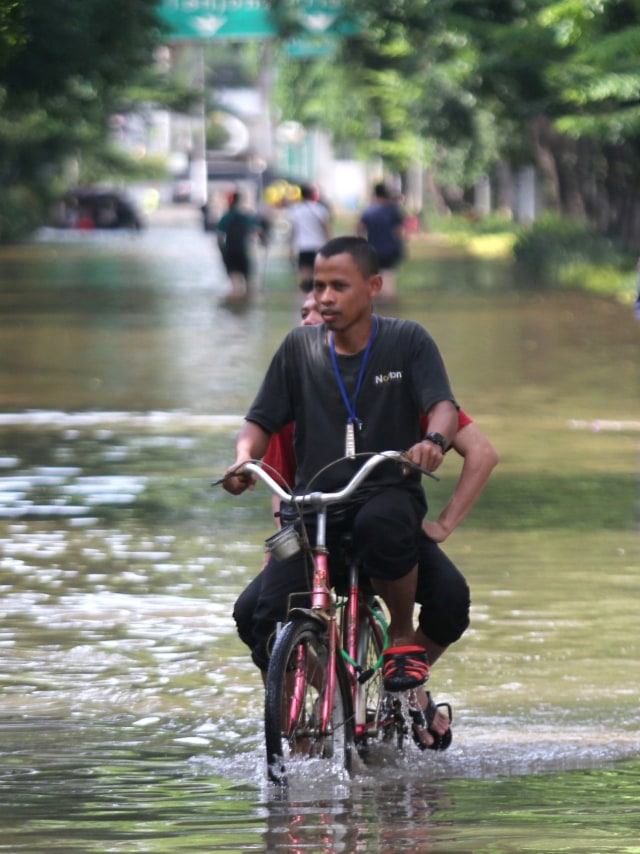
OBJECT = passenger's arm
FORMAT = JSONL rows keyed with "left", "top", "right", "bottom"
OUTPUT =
{"left": 422, "top": 422, "right": 498, "bottom": 543}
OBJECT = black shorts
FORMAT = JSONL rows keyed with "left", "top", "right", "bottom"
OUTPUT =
{"left": 222, "top": 249, "right": 250, "bottom": 276}
{"left": 297, "top": 250, "right": 317, "bottom": 270}
{"left": 415, "top": 536, "right": 470, "bottom": 647}
{"left": 233, "top": 520, "right": 470, "bottom": 671}
{"left": 377, "top": 249, "right": 403, "bottom": 270}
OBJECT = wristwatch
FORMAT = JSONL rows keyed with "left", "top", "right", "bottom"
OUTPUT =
{"left": 424, "top": 431, "right": 447, "bottom": 452}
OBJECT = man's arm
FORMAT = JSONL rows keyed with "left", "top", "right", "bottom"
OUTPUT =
{"left": 407, "top": 400, "right": 458, "bottom": 473}
{"left": 222, "top": 420, "right": 271, "bottom": 495}
{"left": 423, "top": 422, "right": 498, "bottom": 543}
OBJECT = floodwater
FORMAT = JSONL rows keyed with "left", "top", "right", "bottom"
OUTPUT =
{"left": 0, "top": 208, "right": 639, "bottom": 852}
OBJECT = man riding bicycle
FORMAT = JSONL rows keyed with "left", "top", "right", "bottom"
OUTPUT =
{"left": 223, "top": 236, "right": 471, "bottom": 749}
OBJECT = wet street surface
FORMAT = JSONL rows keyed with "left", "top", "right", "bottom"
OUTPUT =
{"left": 1, "top": 213, "right": 639, "bottom": 851}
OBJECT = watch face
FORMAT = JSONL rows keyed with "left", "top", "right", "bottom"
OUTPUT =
{"left": 427, "top": 432, "right": 446, "bottom": 450}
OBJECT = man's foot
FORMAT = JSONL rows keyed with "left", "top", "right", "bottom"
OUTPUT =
{"left": 408, "top": 690, "right": 452, "bottom": 751}
{"left": 382, "top": 645, "right": 429, "bottom": 692}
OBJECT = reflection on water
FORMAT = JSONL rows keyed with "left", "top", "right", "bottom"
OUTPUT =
{"left": 2, "top": 714, "right": 640, "bottom": 852}
{"left": 0, "top": 219, "right": 639, "bottom": 851}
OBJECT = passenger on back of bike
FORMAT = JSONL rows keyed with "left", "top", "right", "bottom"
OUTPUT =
{"left": 234, "top": 281, "right": 498, "bottom": 750}
{"left": 223, "top": 236, "right": 465, "bottom": 749}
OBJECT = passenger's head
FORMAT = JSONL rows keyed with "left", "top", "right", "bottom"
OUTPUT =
{"left": 300, "top": 292, "right": 322, "bottom": 326}
{"left": 316, "top": 236, "right": 380, "bottom": 278}
{"left": 300, "top": 183, "right": 314, "bottom": 201}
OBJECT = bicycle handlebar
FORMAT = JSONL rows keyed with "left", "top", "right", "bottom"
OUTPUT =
{"left": 213, "top": 450, "right": 438, "bottom": 508}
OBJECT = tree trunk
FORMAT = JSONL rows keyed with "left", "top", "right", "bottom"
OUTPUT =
{"left": 527, "top": 115, "right": 561, "bottom": 212}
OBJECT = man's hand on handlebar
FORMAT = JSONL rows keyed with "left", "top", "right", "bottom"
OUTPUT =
{"left": 405, "top": 439, "right": 446, "bottom": 474}
{"left": 220, "top": 461, "right": 256, "bottom": 495}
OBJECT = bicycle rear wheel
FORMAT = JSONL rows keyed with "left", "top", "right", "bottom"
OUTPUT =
{"left": 354, "top": 599, "right": 405, "bottom": 755}
{"left": 264, "top": 616, "right": 353, "bottom": 785}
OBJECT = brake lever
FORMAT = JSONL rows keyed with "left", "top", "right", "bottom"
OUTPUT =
{"left": 400, "top": 455, "right": 440, "bottom": 482}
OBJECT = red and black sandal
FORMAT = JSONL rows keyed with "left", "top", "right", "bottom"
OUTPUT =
{"left": 381, "top": 645, "right": 430, "bottom": 692}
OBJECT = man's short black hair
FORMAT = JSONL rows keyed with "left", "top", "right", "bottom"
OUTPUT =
{"left": 317, "top": 236, "right": 380, "bottom": 277}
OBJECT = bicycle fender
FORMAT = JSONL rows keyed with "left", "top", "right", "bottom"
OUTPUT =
{"left": 285, "top": 607, "right": 327, "bottom": 628}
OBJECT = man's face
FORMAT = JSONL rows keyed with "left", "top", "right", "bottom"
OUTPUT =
{"left": 312, "top": 252, "right": 381, "bottom": 332}
{"left": 300, "top": 293, "right": 322, "bottom": 326}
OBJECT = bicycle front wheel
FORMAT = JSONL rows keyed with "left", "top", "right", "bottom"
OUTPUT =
{"left": 264, "top": 616, "right": 353, "bottom": 785}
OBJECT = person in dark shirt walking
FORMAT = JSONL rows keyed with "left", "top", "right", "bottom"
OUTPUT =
{"left": 216, "top": 191, "right": 265, "bottom": 300}
{"left": 357, "top": 182, "right": 405, "bottom": 299}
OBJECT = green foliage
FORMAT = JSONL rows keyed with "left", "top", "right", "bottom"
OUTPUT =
{"left": 205, "top": 41, "right": 263, "bottom": 88}
{"left": 512, "top": 212, "right": 631, "bottom": 288}
{"left": 463, "top": 471, "right": 637, "bottom": 531}
{"left": 76, "top": 146, "right": 168, "bottom": 185}
{"left": 269, "top": 0, "right": 640, "bottom": 244}
{"left": 415, "top": 211, "right": 635, "bottom": 301}
{"left": 543, "top": 3, "right": 640, "bottom": 142}
{"left": 0, "top": 184, "right": 45, "bottom": 243}
{"left": 0, "top": 0, "right": 176, "bottom": 242}
{"left": 557, "top": 262, "right": 638, "bottom": 302}
{"left": 0, "top": 0, "right": 26, "bottom": 68}
{"left": 429, "top": 211, "right": 518, "bottom": 236}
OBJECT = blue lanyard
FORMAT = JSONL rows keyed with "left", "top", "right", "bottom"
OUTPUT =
{"left": 328, "top": 315, "right": 378, "bottom": 429}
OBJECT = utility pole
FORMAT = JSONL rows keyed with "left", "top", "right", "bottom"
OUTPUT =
{"left": 190, "top": 45, "right": 208, "bottom": 206}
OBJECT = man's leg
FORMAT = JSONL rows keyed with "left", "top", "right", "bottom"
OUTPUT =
{"left": 414, "top": 533, "right": 470, "bottom": 661}
{"left": 353, "top": 489, "right": 430, "bottom": 689}
{"left": 233, "top": 572, "right": 263, "bottom": 652}
{"left": 413, "top": 628, "right": 447, "bottom": 666}
{"left": 370, "top": 566, "right": 418, "bottom": 647}
{"left": 410, "top": 534, "right": 471, "bottom": 745}
{"left": 249, "top": 550, "right": 311, "bottom": 672}
{"left": 228, "top": 271, "right": 245, "bottom": 298}
{"left": 353, "top": 489, "right": 423, "bottom": 645}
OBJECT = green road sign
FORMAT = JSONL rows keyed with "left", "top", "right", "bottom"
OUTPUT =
{"left": 159, "top": 1, "right": 356, "bottom": 41}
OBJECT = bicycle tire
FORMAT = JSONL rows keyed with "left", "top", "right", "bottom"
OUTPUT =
{"left": 354, "top": 599, "right": 406, "bottom": 755}
{"left": 264, "top": 616, "right": 354, "bottom": 785}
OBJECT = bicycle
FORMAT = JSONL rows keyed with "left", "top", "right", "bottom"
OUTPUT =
{"left": 218, "top": 450, "right": 438, "bottom": 785}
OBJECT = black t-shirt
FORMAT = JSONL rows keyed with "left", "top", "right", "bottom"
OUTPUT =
{"left": 246, "top": 315, "right": 456, "bottom": 497}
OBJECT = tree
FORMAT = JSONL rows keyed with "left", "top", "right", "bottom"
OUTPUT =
{"left": 0, "top": 0, "right": 180, "bottom": 241}
{"left": 269, "top": 0, "right": 640, "bottom": 245}
{"left": 270, "top": 0, "right": 511, "bottom": 191}
{"left": 0, "top": 1, "right": 26, "bottom": 68}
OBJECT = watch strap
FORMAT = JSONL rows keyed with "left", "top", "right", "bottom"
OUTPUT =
{"left": 424, "top": 431, "right": 447, "bottom": 452}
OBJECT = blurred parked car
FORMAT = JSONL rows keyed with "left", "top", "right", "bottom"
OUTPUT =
{"left": 52, "top": 188, "right": 143, "bottom": 231}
